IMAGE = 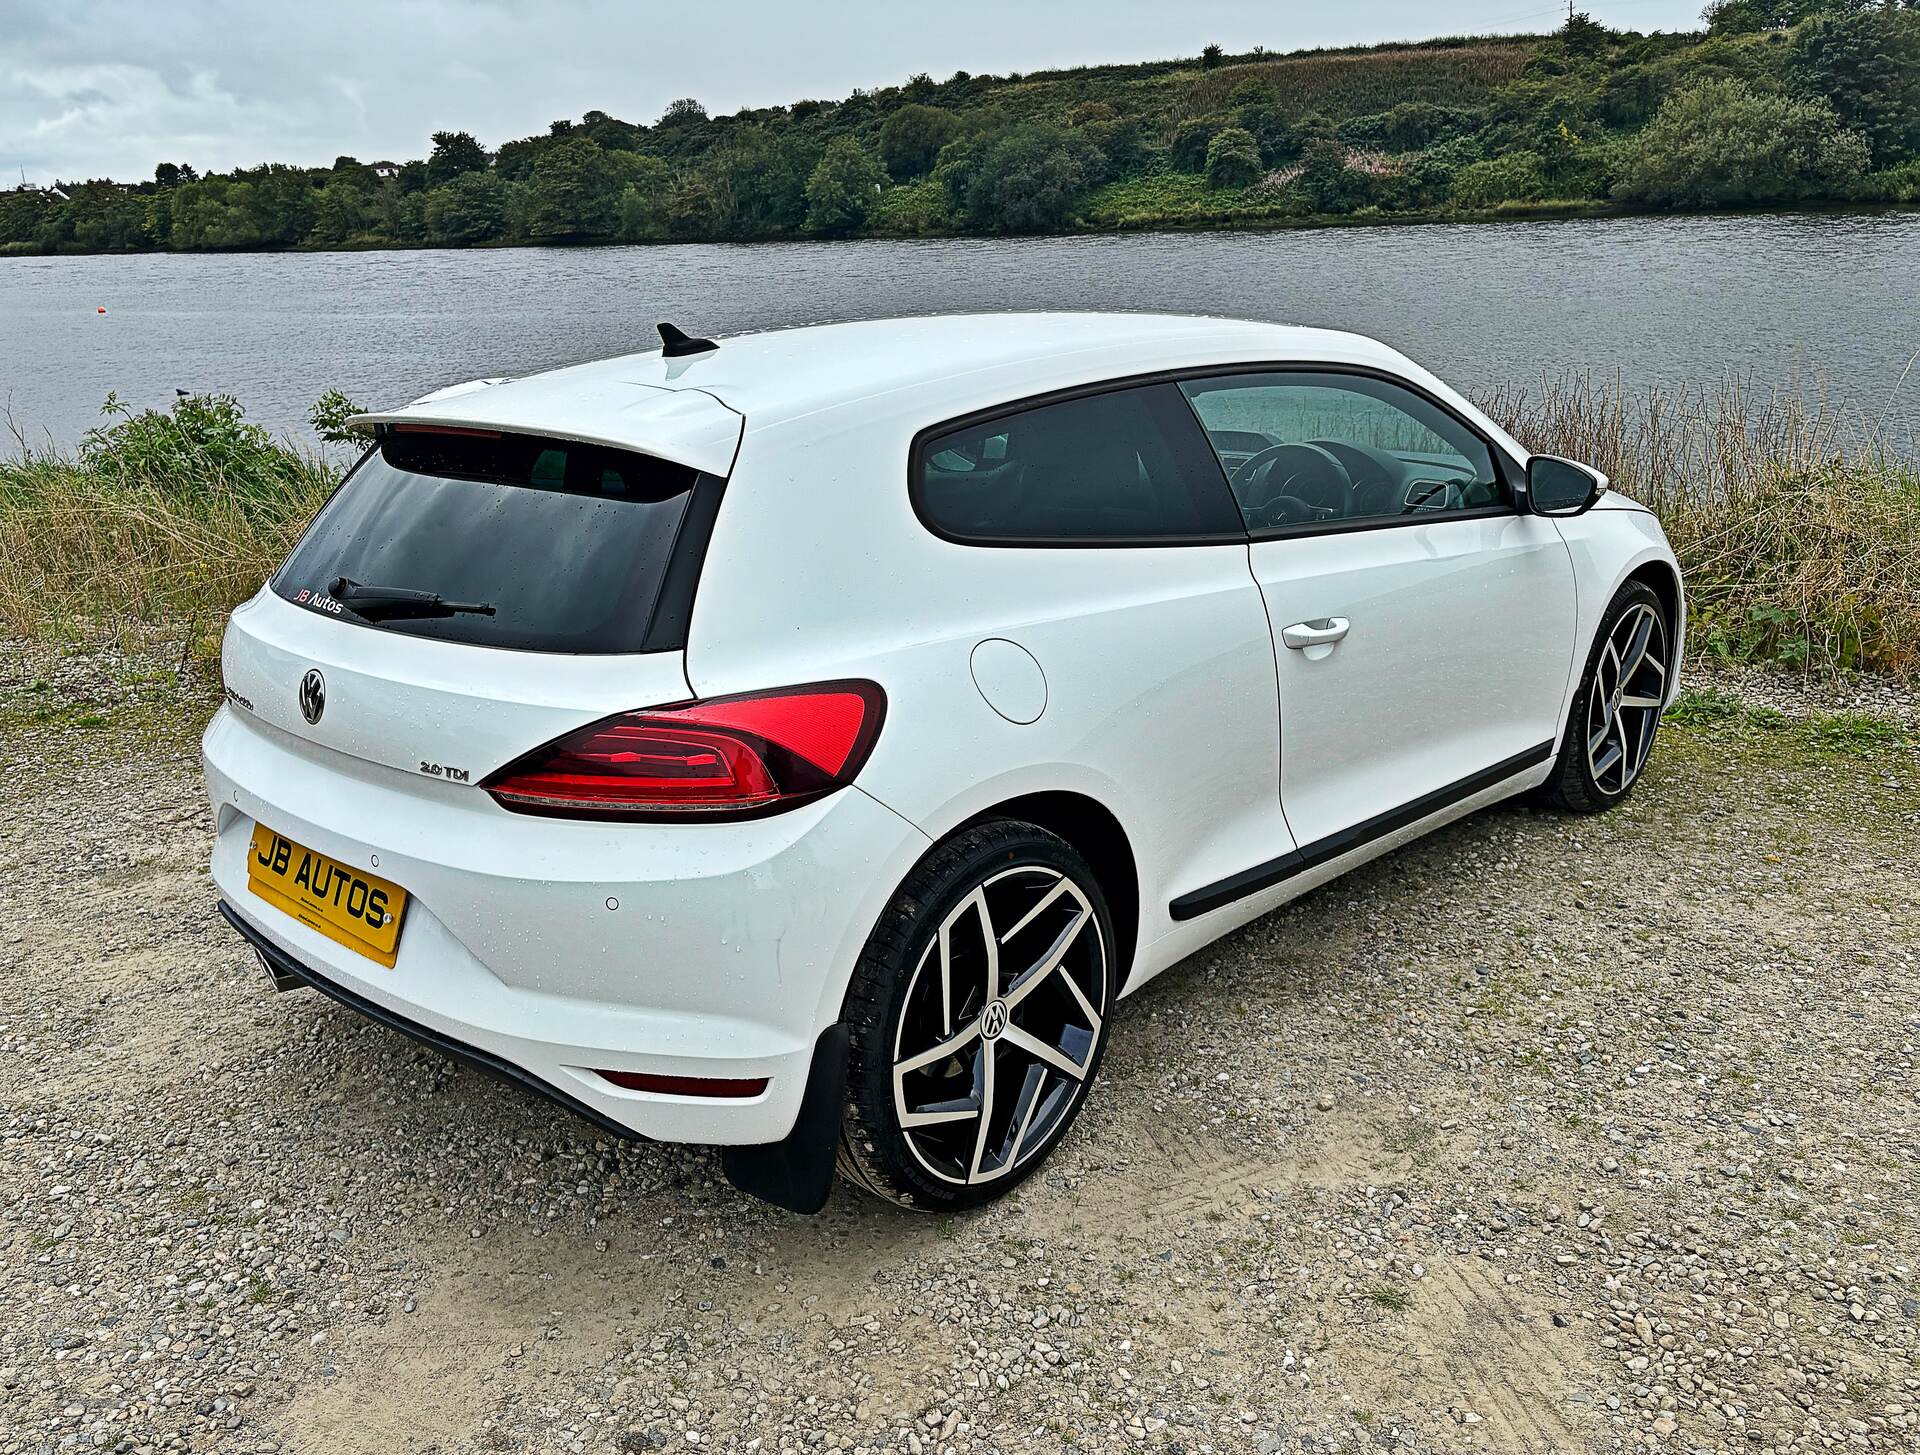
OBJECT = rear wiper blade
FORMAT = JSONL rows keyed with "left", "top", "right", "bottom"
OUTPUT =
{"left": 330, "top": 576, "right": 496, "bottom": 621}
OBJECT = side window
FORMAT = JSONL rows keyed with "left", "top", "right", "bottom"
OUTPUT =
{"left": 1178, "top": 372, "right": 1506, "bottom": 533}
{"left": 915, "top": 383, "right": 1243, "bottom": 543}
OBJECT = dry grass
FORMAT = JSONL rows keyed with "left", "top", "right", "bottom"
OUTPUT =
{"left": 0, "top": 412, "right": 334, "bottom": 653}
{"left": 2, "top": 376, "right": 1915, "bottom": 679}
{"left": 1484, "top": 373, "right": 1920, "bottom": 675}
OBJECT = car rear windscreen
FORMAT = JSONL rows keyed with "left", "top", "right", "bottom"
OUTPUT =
{"left": 272, "top": 430, "right": 718, "bottom": 654}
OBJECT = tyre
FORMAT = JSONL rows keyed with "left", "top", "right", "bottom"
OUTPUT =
{"left": 838, "top": 820, "right": 1115, "bottom": 1210}
{"left": 1542, "top": 579, "right": 1671, "bottom": 813}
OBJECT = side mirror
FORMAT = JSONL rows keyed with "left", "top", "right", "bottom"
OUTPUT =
{"left": 1525, "top": 455, "right": 1608, "bottom": 517}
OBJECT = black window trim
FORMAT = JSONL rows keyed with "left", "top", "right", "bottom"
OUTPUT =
{"left": 907, "top": 361, "right": 1527, "bottom": 550}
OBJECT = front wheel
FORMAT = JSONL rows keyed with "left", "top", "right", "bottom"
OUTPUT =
{"left": 837, "top": 821, "right": 1115, "bottom": 1211}
{"left": 1543, "top": 579, "right": 1671, "bottom": 812}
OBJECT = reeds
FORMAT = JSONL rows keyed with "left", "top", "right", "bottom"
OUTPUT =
{"left": 1, "top": 376, "right": 1914, "bottom": 677}
{"left": 1484, "top": 373, "right": 1920, "bottom": 675}
{"left": 0, "top": 403, "right": 335, "bottom": 649}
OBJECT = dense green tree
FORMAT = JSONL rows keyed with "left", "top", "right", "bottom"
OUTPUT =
{"left": 1451, "top": 150, "right": 1550, "bottom": 206}
{"left": 880, "top": 104, "right": 962, "bottom": 179}
{"left": 1704, "top": 0, "right": 1909, "bottom": 34}
{"left": 166, "top": 176, "right": 264, "bottom": 249}
{"left": 1201, "top": 43, "right": 1225, "bottom": 69}
{"left": 308, "top": 177, "right": 378, "bottom": 245}
{"left": 804, "top": 136, "right": 885, "bottom": 235}
{"left": 374, "top": 186, "right": 428, "bottom": 245}
{"left": 1204, "top": 128, "right": 1264, "bottom": 188}
{"left": 668, "top": 169, "right": 726, "bottom": 238}
{"left": 67, "top": 184, "right": 147, "bottom": 250}
{"left": 1561, "top": 12, "right": 1612, "bottom": 56}
{"left": 1171, "top": 115, "right": 1229, "bottom": 171}
{"left": 142, "top": 189, "right": 174, "bottom": 247}
{"left": 930, "top": 135, "right": 986, "bottom": 212}
{"left": 958, "top": 124, "right": 1103, "bottom": 232}
{"left": 425, "top": 130, "right": 489, "bottom": 186}
{"left": 1612, "top": 76, "right": 1869, "bottom": 205}
{"left": 577, "top": 109, "right": 647, "bottom": 153}
{"left": 152, "top": 162, "right": 195, "bottom": 188}
{"left": 1382, "top": 151, "right": 1460, "bottom": 209}
{"left": 658, "top": 97, "right": 708, "bottom": 126}
{"left": 1341, "top": 102, "right": 1481, "bottom": 151}
{"left": 1078, "top": 116, "right": 1149, "bottom": 180}
{"left": 1295, "top": 140, "right": 1372, "bottom": 213}
{"left": 706, "top": 130, "right": 815, "bottom": 233}
{"left": 517, "top": 137, "right": 623, "bottom": 240}
{"left": 1235, "top": 104, "right": 1303, "bottom": 165}
{"left": 1788, "top": 8, "right": 1920, "bottom": 164}
{"left": 424, "top": 171, "right": 508, "bottom": 243}
{"left": 226, "top": 164, "right": 315, "bottom": 246}
{"left": 618, "top": 165, "right": 672, "bottom": 242}
{"left": 0, "top": 191, "right": 49, "bottom": 249}
{"left": 492, "top": 135, "right": 548, "bottom": 183}
{"left": 1598, "top": 63, "right": 1668, "bottom": 127}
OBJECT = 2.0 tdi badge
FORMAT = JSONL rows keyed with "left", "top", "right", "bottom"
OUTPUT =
{"left": 298, "top": 669, "right": 326, "bottom": 725}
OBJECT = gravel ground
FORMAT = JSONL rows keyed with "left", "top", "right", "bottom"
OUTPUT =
{"left": 3, "top": 643, "right": 1917, "bottom": 1455}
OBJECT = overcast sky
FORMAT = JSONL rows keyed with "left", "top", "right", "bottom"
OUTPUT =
{"left": 4, "top": 0, "right": 1708, "bottom": 184}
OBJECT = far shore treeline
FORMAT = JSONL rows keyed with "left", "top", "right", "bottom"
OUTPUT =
{"left": 5, "top": 3, "right": 1920, "bottom": 256}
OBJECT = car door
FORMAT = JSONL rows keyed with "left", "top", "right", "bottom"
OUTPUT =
{"left": 878, "top": 379, "right": 1301, "bottom": 945}
{"left": 1178, "top": 368, "right": 1578, "bottom": 852}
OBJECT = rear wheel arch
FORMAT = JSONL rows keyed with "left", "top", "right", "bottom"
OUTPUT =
{"left": 956, "top": 791, "right": 1139, "bottom": 991}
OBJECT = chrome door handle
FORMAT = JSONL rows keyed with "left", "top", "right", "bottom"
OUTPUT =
{"left": 1281, "top": 617, "right": 1351, "bottom": 650}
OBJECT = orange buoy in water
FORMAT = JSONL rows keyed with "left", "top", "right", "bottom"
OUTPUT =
{"left": 97, "top": 306, "right": 106, "bottom": 313}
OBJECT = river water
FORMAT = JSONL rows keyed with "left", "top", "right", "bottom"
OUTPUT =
{"left": 4, "top": 209, "right": 1917, "bottom": 451}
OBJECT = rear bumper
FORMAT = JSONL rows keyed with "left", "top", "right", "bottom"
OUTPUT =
{"left": 220, "top": 900, "right": 648, "bottom": 1143}
{"left": 202, "top": 704, "right": 931, "bottom": 1146}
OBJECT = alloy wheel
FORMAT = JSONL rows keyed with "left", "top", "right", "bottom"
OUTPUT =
{"left": 891, "top": 866, "right": 1108, "bottom": 1187}
{"left": 1585, "top": 601, "right": 1668, "bottom": 797}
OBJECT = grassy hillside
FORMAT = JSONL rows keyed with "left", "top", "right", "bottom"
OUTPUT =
{"left": 3, "top": 7, "right": 1918, "bottom": 254}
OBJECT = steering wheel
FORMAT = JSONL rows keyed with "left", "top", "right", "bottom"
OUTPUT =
{"left": 1401, "top": 478, "right": 1467, "bottom": 514}
{"left": 1230, "top": 442, "right": 1352, "bottom": 517}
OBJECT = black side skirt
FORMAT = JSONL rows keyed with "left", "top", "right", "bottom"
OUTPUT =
{"left": 1168, "top": 741, "right": 1553, "bottom": 921}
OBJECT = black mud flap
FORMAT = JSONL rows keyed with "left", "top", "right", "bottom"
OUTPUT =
{"left": 722, "top": 1023, "right": 850, "bottom": 1215}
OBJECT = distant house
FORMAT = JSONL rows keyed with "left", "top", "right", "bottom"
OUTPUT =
{"left": 369, "top": 161, "right": 401, "bottom": 179}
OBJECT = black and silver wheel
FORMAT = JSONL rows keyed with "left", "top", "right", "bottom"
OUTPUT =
{"left": 1543, "top": 579, "right": 1670, "bottom": 812}
{"left": 838, "top": 821, "right": 1114, "bottom": 1210}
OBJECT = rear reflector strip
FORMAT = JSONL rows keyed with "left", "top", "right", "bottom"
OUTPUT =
{"left": 594, "top": 1069, "right": 769, "bottom": 1098}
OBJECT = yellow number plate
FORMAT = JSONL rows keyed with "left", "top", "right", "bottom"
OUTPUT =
{"left": 246, "top": 823, "right": 408, "bottom": 968}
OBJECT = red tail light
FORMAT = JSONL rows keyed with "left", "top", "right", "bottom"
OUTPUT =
{"left": 483, "top": 681, "right": 885, "bottom": 821}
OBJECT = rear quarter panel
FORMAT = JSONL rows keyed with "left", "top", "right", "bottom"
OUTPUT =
{"left": 685, "top": 397, "right": 1293, "bottom": 995}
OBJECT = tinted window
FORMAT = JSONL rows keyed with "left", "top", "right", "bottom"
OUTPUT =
{"left": 272, "top": 431, "right": 715, "bottom": 654}
{"left": 1179, "top": 373, "right": 1505, "bottom": 533}
{"left": 916, "top": 383, "right": 1242, "bottom": 543}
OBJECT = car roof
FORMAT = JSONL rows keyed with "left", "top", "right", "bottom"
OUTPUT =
{"left": 349, "top": 312, "right": 1434, "bottom": 474}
